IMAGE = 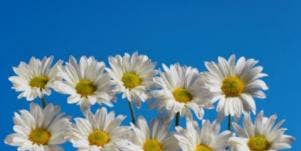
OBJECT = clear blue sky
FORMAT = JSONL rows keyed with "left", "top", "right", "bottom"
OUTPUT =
{"left": 0, "top": 0, "right": 300, "bottom": 150}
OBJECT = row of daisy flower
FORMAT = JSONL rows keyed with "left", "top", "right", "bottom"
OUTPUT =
{"left": 5, "top": 53, "right": 294, "bottom": 151}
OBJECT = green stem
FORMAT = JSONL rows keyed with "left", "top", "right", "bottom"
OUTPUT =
{"left": 40, "top": 97, "right": 46, "bottom": 108}
{"left": 226, "top": 115, "right": 232, "bottom": 150}
{"left": 175, "top": 112, "right": 180, "bottom": 126}
{"left": 128, "top": 101, "right": 136, "bottom": 125}
{"left": 228, "top": 115, "right": 232, "bottom": 131}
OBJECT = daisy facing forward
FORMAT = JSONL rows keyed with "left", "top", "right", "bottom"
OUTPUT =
{"left": 128, "top": 116, "right": 179, "bottom": 151}
{"left": 174, "top": 119, "right": 231, "bottom": 151}
{"left": 54, "top": 56, "right": 115, "bottom": 110}
{"left": 9, "top": 56, "right": 62, "bottom": 101}
{"left": 152, "top": 64, "right": 212, "bottom": 121}
{"left": 106, "top": 52, "right": 156, "bottom": 106}
{"left": 229, "top": 111, "right": 294, "bottom": 151}
{"left": 5, "top": 103, "right": 71, "bottom": 151}
{"left": 201, "top": 55, "right": 268, "bottom": 118}
{"left": 70, "top": 107, "right": 131, "bottom": 151}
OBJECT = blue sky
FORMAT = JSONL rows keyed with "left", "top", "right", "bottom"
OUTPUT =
{"left": 0, "top": 0, "right": 300, "bottom": 150}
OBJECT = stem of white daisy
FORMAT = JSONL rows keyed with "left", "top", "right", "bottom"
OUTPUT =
{"left": 175, "top": 112, "right": 180, "bottom": 126}
{"left": 40, "top": 97, "right": 46, "bottom": 108}
{"left": 128, "top": 101, "right": 136, "bottom": 125}
{"left": 226, "top": 115, "right": 232, "bottom": 151}
{"left": 228, "top": 115, "right": 232, "bottom": 131}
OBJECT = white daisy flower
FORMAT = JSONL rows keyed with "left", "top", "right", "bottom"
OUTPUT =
{"left": 229, "top": 111, "right": 294, "bottom": 151}
{"left": 128, "top": 116, "right": 179, "bottom": 151}
{"left": 53, "top": 56, "right": 115, "bottom": 110}
{"left": 174, "top": 119, "right": 231, "bottom": 151}
{"left": 5, "top": 103, "right": 71, "bottom": 151}
{"left": 9, "top": 56, "right": 62, "bottom": 101}
{"left": 152, "top": 64, "right": 212, "bottom": 120}
{"left": 106, "top": 52, "right": 156, "bottom": 107}
{"left": 201, "top": 55, "right": 268, "bottom": 117}
{"left": 70, "top": 107, "right": 131, "bottom": 151}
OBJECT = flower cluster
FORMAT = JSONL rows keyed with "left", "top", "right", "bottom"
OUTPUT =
{"left": 5, "top": 53, "right": 294, "bottom": 151}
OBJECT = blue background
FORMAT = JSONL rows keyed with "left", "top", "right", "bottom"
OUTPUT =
{"left": 0, "top": 0, "right": 300, "bottom": 150}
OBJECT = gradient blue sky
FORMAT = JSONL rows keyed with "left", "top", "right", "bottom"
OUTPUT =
{"left": 0, "top": 0, "right": 300, "bottom": 150}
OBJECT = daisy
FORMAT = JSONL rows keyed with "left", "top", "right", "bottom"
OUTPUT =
{"left": 53, "top": 56, "right": 115, "bottom": 110}
{"left": 9, "top": 56, "right": 62, "bottom": 101}
{"left": 201, "top": 55, "right": 268, "bottom": 117}
{"left": 128, "top": 116, "right": 179, "bottom": 151}
{"left": 70, "top": 107, "right": 131, "bottom": 151}
{"left": 174, "top": 119, "right": 232, "bottom": 151}
{"left": 5, "top": 103, "right": 71, "bottom": 151}
{"left": 152, "top": 64, "right": 212, "bottom": 120}
{"left": 106, "top": 52, "right": 156, "bottom": 107}
{"left": 229, "top": 111, "right": 294, "bottom": 151}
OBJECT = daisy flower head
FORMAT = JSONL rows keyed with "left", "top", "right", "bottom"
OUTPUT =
{"left": 229, "top": 111, "right": 294, "bottom": 151}
{"left": 201, "top": 55, "right": 268, "bottom": 118}
{"left": 53, "top": 56, "right": 115, "bottom": 110}
{"left": 70, "top": 107, "right": 131, "bottom": 151}
{"left": 9, "top": 56, "right": 62, "bottom": 101}
{"left": 174, "top": 119, "right": 231, "bottom": 151}
{"left": 128, "top": 116, "right": 179, "bottom": 151}
{"left": 106, "top": 52, "right": 156, "bottom": 107}
{"left": 152, "top": 63, "right": 212, "bottom": 119}
{"left": 5, "top": 103, "right": 71, "bottom": 151}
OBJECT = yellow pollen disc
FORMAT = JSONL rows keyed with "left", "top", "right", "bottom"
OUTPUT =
{"left": 221, "top": 76, "right": 245, "bottom": 97}
{"left": 143, "top": 139, "right": 163, "bottom": 151}
{"left": 29, "top": 76, "right": 49, "bottom": 89}
{"left": 196, "top": 144, "right": 213, "bottom": 151}
{"left": 122, "top": 72, "right": 142, "bottom": 89}
{"left": 172, "top": 88, "right": 193, "bottom": 103}
{"left": 29, "top": 128, "right": 51, "bottom": 145}
{"left": 75, "top": 79, "right": 96, "bottom": 97}
{"left": 248, "top": 135, "right": 271, "bottom": 151}
{"left": 88, "top": 130, "right": 110, "bottom": 147}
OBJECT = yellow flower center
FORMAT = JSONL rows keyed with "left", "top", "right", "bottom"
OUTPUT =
{"left": 143, "top": 139, "right": 163, "bottom": 151}
{"left": 221, "top": 76, "right": 245, "bottom": 97}
{"left": 172, "top": 88, "right": 193, "bottom": 103}
{"left": 28, "top": 128, "right": 51, "bottom": 145}
{"left": 75, "top": 79, "right": 96, "bottom": 97}
{"left": 88, "top": 130, "right": 110, "bottom": 147}
{"left": 29, "top": 76, "right": 49, "bottom": 89}
{"left": 248, "top": 135, "right": 271, "bottom": 151}
{"left": 122, "top": 72, "right": 142, "bottom": 89}
{"left": 196, "top": 144, "right": 213, "bottom": 151}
